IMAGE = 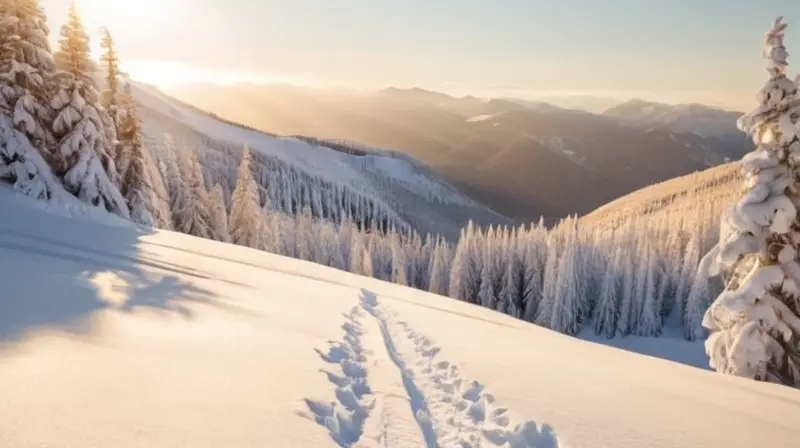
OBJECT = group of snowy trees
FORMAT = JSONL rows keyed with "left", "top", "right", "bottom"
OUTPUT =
{"left": 0, "top": 0, "right": 165, "bottom": 227}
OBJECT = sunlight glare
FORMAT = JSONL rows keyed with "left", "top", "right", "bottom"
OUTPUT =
{"left": 76, "top": 0, "right": 171, "bottom": 26}
{"left": 121, "top": 60, "right": 305, "bottom": 91}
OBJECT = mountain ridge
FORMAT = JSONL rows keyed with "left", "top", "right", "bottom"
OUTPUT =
{"left": 165, "top": 82, "right": 748, "bottom": 223}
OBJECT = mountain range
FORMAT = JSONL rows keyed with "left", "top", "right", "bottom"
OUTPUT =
{"left": 166, "top": 83, "right": 751, "bottom": 222}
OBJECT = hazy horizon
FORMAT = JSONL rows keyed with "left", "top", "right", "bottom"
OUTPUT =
{"left": 41, "top": 0, "right": 799, "bottom": 112}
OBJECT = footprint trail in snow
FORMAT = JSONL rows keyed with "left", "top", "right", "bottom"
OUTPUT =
{"left": 361, "top": 290, "right": 560, "bottom": 448}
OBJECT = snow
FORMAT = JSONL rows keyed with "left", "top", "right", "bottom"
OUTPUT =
{"left": 1, "top": 189, "right": 800, "bottom": 447}
{"left": 466, "top": 113, "right": 498, "bottom": 123}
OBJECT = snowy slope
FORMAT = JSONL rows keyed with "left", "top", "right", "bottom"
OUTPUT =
{"left": 602, "top": 99, "right": 743, "bottom": 138}
{"left": 2, "top": 189, "right": 799, "bottom": 448}
{"left": 130, "top": 82, "right": 509, "bottom": 238}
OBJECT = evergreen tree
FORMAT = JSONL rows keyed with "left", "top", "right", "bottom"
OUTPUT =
{"left": 161, "top": 133, "right": 184, "bottom": 226}
{"left": 593, "top": 246, "right": 622, "bottom": 338}
{"left": 0, "top": 0, "right": 60, "bottom": 199}
{"left": 534, "top": 232, "right": 560, "bottom": 327}
{"left": 362, "top": 245, "right": 374, "bottom": 278}
{"left": 228, "top": 146, "right": 262, "bottom": 248}
{"left": 53, "top": 2, "right": 95, "bottom": 88}
{"left": 349, "top": 230, "right": 365, "bottom": 276}
{"left": 117, "top": 98, "right": 168, "bottom": 227}
{"left": 208, "top": 183, "right": 229, "bottom": 242}
{"left": 549, "top": 224, "right": 582, "bottom": 335}
{"left": 99, "top": 27, "right": 119, "bottom": 123}
{"left": 500, "top": 233, "right": 525, "bottom": 317}
{"left": 174, "top": 146, "right": 212, "bottom": 238}
{"left": 616, "top": 224, "right": 637, "bottom": 335}
{"left": 448, "top": 228, "right": 469, "bottom": 301}
{"left": 521, "top": 225, "right": 546, "bottom": 322}
{"left": 50, "top": 3, "right": 127, "bottom": 216}
{"left": 390, "top": 231, "right": 408, "bottom": 286}
{"left": 703, "top": 17, "right": 800, "bottom": 386}
{"left": 637, "top": 241, "right": 663, "bottom": 337}
{"left": 97, "top": 27, "right": 122, "bottom": 172}
{"left": 428, "top": 237, "right": 450, "bottom": 296}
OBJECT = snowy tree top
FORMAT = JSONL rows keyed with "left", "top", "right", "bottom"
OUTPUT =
{"left": 765, "top": 16, "right": 789, "bottom": 76}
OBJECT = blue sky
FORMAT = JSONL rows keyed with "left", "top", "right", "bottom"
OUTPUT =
{"left": 41, "top": 0, "right": 800, "bottom": 109}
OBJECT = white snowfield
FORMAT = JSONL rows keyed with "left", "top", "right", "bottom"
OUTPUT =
{"left": 1, "top": 189, "right": 799, "bottom": 448}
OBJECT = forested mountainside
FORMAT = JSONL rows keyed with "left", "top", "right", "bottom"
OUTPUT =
{"left": 131, "top": 82, "right": 511, "bottom": 240}
{"left": 168, "top": 83, "right": 749, "bottom": 223}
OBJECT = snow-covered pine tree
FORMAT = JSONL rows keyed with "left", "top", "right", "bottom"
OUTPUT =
{"left": 174, "top": 145, "right": 213, "bottom": 238}
{"left": 98, "top": 27, "right": 119, "bottom": 116}
{"left": 594, "top": 244, "right": 622, "bottom": 338}
{"left": 549, "top": 222, "right": 583, "bottom": 335}
{"left": 362, "top": 244, "right": 374, "bottom": 279}
{"left": 616, "top": 222, "right": 638, "bottom": 335}
{"left": 117, "top": 97, "right": 169, "bottom": 227}
{"left": 672, "top": 229, "right": 701, "bottom": 326}
{"left": 228, "top": 146, "right": 262, "bottom": 248}
{"left": 534, "top": 231, "right": 560, "bottom": 327}
{"left": 637, "top": 240, "right": 663, "bottom": 336}
{"left": 161, "top": 133, "right": 184, "bottom": 226}
{"left": 349, "top": 230, "right": 365, "bottom": 276}
{"left": 295, "top": 206, "right": 314, "bottom": 261}
{"left": 97, "top": 27, "right": 123, "bottom": 173}
{"left": 477, "top": 227, "right": 501, "bottom": 309}
{"left": 390, "top": 230, "right": 408, "bottom": 286}
{"left": 703, "top": 17, "right": 800, "bottom": 385}
{"left": 209, "top": 184, "right": 230, "bottom": 242}
{"left": 51, "top": 3, "right": 127, "bottom": 217}
{"left": 0, "top": 0, "right": 61, "bottom": 199}
{"left": 428, "top": 236, "right": 450, "bottom": 296}
{"left": 521, "top": 222, "right": 546, "bottom": 322}
{"left": 500, "top": 229, "right": 525, "bottom": 318}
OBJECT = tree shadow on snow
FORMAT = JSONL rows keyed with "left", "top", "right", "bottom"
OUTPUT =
{"left": 0, "top": 203, "right": 253, "bottom": 346}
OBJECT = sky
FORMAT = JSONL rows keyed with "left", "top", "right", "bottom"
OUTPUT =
{"left": 41, "top": 0, "right": 800, "bottom": 111}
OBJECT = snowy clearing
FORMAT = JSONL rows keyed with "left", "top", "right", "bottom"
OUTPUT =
{"left": 1, "top": 189, "right": 799, "bottom": 447}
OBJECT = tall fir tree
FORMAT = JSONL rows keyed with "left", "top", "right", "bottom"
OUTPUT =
{"left": 117, "top": 98, "right": 168, "bottom": 227}
{"left": 428, "top": 237, "right": 450, "bottom": 296}
{"left": 228, "top": 146, "right": 262, "bottom": 248}
{"left": 208, "top": 183, "right": 230, "bottom": 243}
{"left": 0, "top": 0, "right": 60, "bottom": 199}
{"left": 703, "top": 17, "right": 800, "bottom": 386}
{"left": 97, "top": 27, "right": 123, "bottom": 173}
{"left": 594, "top": 245, "right": 622, "bottom": 338}
{"left": 174, "top": 145, "right": 212, "bottom": 238}
{"left": 51, "top": 3, "right": 127, "bottom": 217}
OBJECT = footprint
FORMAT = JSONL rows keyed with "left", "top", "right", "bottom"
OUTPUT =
{"left": 462, "top": 381, "right": 484, "bottom": 402}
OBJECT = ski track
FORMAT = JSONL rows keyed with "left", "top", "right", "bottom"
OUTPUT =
{"left": 305, "top": 306, "right": 376, "bottom": 447}
{"left": 360, "top": 290, "right": 561, "bottom": 448}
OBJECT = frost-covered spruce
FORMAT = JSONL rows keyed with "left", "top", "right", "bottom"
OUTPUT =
{"left": 229, "top": 146, "right": 262, "bottom": 248}
{"left": 0, "top": 0, "right": 61, "bottom": 199}
{"left": 702, "top": 17, "right": 800, "bottom": 386}
{"left": 51, "top": 3, "right": 127, "bottom": 217}
{"left": 118, "top": 99, "right": 170, "bottom": 228}
{"left": 174, "top": 145, "right": 213, "bottom": 238}
{"left": 208, "top": 184, "right": 230, "bottom": 242}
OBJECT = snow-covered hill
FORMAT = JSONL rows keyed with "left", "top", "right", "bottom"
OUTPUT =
{"left": 602, "top": 99, "right": 743, "bottom": 139}
{"left": 130, "top": 82, "right": 510, "bottom": 239}
{"left": 2, "top": 179, "right": 799, "bottom": 447}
